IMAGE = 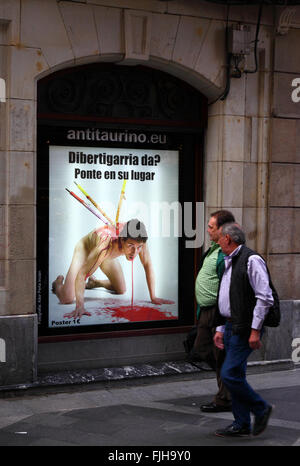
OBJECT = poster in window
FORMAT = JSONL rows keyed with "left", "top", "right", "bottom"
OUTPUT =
{"left": 48, "top": 144, "right": 179, "bottom": 329}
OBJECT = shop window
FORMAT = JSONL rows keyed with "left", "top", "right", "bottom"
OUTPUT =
{"left": 37, "top": 63, "right": 207, "bottom": 338}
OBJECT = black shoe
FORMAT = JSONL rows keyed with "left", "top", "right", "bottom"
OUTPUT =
{"left": 189, "top": 361, "right": 214, "bottom": 371}
{"left": 252, "top": 405, "right": 273, "bottom": 436}
{"left": 200, "top": 402, "right": 232, "bottom": 413}
{"left": 215, "top": 423, "right": 251, "bottom": 438}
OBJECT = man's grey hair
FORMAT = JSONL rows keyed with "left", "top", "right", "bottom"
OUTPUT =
{"left": 220, "top": 222, "right": 246, "bottom": 245}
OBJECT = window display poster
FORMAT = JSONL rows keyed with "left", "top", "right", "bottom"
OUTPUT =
{"left": 48, "top": 145, "right": 179, "bottom": 329}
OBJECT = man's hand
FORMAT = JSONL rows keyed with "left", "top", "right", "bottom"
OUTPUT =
{"left": 64, "top": 306, "right": 92, "bottom": 319}
{"left": 214, "top": 331, "right": 224, "bottom": 350}
{"left": 151, "top": 297, "right": 175, "bottom": 305}
{"left": 249, "top": 329, "right": 261, "bottom": 350}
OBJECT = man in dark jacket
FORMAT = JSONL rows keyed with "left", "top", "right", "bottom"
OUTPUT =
{"left": 213, "top": 222, "right": 274, "bottom": 438}
{"left": 193, "top": 210, "right": 235, "bottom": 413}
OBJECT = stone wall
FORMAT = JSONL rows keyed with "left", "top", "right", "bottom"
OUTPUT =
{"left": 0, "top": 0, "right": 298, "bottom": 383}
{"left": 268, "top": 7, "right": 300, "bottom": 299}
{"left": 0, "top": 0, "right": 279, "bottom": 318}
{"left": 204, "top": 26, "right": 273, "bottom": 256}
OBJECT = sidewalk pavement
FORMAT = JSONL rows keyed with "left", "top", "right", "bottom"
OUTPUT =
{"left": 0, "top": 365, "right": 299, "bottom": 447}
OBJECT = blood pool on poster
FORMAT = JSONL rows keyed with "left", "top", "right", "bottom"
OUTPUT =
{"left": 48, "top": 145, "right": 179, "bottom": 328}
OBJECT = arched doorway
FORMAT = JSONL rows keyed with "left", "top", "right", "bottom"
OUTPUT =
{"left": 36, "top": 63, "right": 207, "bottom": 349}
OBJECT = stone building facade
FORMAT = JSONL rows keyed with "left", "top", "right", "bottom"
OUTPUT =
{"left": 0, "top": 0, "right": 299, "bottom": 387}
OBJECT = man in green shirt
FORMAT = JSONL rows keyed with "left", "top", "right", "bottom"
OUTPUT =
{"left": 193, "top": 210, "right": 235, "bottom": 413}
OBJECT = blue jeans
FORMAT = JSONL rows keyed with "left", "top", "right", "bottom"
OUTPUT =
{"left": 221, "top": 322, "right": 268, "bottom": 429}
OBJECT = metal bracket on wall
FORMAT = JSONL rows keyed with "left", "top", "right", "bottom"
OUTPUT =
{"left": 277, "top": 8, "right": 297, "bottom": 35}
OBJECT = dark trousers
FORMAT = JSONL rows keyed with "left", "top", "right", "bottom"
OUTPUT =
{"left": 193, "top": 305, "right": 231, "bottom": 407}
{"left": 221, "top": 322, "right": 268, "bottom": 428}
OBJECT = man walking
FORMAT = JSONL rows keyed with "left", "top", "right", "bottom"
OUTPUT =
{"left": 214, "top": 222, "right": 274, "bottom": 437}
{"left": 193, "top": 210, "right": 235, "bottom": 413}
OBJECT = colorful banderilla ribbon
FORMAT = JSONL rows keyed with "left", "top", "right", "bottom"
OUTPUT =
{"left": 74, "top": 182, "right": 114, "bottom": 226}
{"left": 65, "top": 188, "right": 107, "bottom": 224}
{"left": 115, "top": 180, "right": 127, "bottom": 235}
